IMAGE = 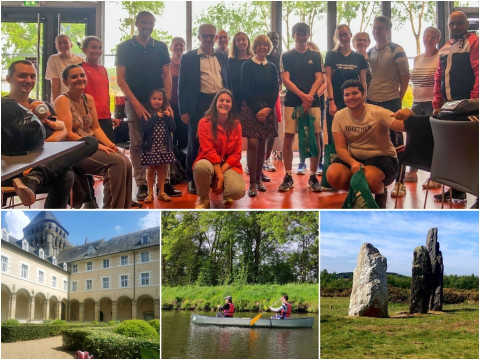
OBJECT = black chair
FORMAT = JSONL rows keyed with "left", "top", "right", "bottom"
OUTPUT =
{"left": 395, "top": 115, "right": 434, "bottom": 208}
{"left": 427, "top": 118, "right": 479, "bottom": 208}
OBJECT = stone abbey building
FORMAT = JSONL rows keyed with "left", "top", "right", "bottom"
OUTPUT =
{"left": 1, "top": 212, "right": 159, "bottom": 323}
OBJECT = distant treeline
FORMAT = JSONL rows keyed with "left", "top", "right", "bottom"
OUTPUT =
{"left": 320, "top": 270, "right": 479, "bottom": 290}
{"left": 162, "top": 212, "right": 318, "bottom": 286}
{"left": 162, "top": 283, "right": 319, "bottom": 313}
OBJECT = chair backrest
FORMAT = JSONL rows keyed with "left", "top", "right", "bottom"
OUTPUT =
{"left": 400, "top": 115, "right": 434, "bottom": 172}
{"left": 429, "top": 118, "right": 479, "bottom": 196}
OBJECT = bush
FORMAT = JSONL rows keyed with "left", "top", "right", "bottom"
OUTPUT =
{"left": 42, "top": 319, "right": 52, "bottom": 324}
{"left": 2, "top": 324, "right": 86, "bottom": 342}
{"left": 62, "top": 329, "right": 159, "bottom": 359}
{"left": 114, "top": 320, "right": 158, "bottom": 339}
{"left": 2, "top": 319, "right": 20, "bottom": 326}
{"left": 52, "top": 319, "right": 67, "bottom": 325}
{"left": 147, "top": 319, "right": 159, "bottom": 334}
{"left": 91, "top": 320, "right": 99, "bottom": 325}
{"left": 108, "top": 320, "right": 120, "bottom": 326}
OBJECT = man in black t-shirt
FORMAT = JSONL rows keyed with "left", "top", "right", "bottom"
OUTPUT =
{"left": 279, "top": 23, "right": 324, "bottom": 193}
{"left": 116, "top": 11, "right": 172, "bottom": 201}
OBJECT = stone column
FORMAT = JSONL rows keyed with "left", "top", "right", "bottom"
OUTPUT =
{"left": 56, "top": 302, "right": 61, "bottom": 320}
{"left": 79, "top": 303, "right": 84, "bottom": 322}
{"left": 29, "top": 298, "right": 35, "bottom": 322}
{"left": 154, "top": 299, "right": 160, "bottom": 319}
{"left": 45, "top": 299, "right": 50, "bottom": 320}
{"left": 7, "top": 296, "right": 12, "bottom": 320}
{"left": 9, "top": 292, "right": 16, "bottom": 319}
{"left": 132, "top": 299, "right": 137, "bottom": 319}
{"left": 112, "top": 301, "right": 117, "bottom": 321}
{"left": 94, "top": 301, "right": 100, "bottom": 322}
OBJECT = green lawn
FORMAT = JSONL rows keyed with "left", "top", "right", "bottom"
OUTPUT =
{"left": 321, "top": 297, "right": 478, "bottom": 359}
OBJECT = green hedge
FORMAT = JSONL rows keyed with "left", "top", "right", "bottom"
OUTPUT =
{"left": 114, "top": 319, "right": 158, "bottom": 339}
{"left": 1, "top": 324, "right": 87, "bottom": 342}
{"left": 148, "top": 319, "right": 160, "bottom": 334}
{"left": 62, "top": 329, "right": 159, "bottom": 359}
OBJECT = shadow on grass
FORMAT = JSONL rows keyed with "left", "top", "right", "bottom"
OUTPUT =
{"left": 442, "top": 307, "right": 478, "bottom": 313}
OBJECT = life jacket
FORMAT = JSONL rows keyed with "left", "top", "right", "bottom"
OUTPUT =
{"left": 280, "top": 302, "right": 292, "bottom": 318}
{"left": 224, "top": 303, "right": 235, "bottom": 317}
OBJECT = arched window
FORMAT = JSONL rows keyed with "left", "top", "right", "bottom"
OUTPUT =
{"left": 52, "top": 256, "right": 57, "bottom": 265}
{"left": 63, "top": 263, "right": 67, "bottom": 271}
{"left": 39, "top": 249, "right": 44, "bottom": 259}
{"left": 22, "top": 240, "right": 28, "bottom": 251}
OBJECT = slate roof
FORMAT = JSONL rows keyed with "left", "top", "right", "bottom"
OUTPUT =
{"left": 56, "top": 226, "right": 160, "bottom": 263}
{"left": 24, "top": 211, "right": 69, "bottom": 235}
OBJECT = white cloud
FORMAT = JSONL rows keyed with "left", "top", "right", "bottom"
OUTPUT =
{"left": 115, "top": 225, "right": 122, "bottom": 234}
{"left": 4, "top": 211, "right": 31, "bottom": 239}
{"left": 139, "top": 211, "right": 160, "bottom": 229}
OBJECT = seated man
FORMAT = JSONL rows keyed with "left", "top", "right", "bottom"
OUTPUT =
{"left": 1, "top": 60, "right": 98, "bottom": 208}
{"left": 216, "top": 296, "right": 235, "bottom": 317}
{"left": 269, "top": 294, "right": 292, "bottom": 319}
{"left": 326, "top": 79, "right": 409, "bottom": 208}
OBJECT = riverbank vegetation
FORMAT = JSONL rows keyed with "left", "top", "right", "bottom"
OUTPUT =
{"left": 162, "top": 211, "right": 318, "bottom": 286}
{"left": 321, "top": 297, "right": 478, "bottom": 359}
{"left": 162, "top": 283, "right": 318, "bottom": 313}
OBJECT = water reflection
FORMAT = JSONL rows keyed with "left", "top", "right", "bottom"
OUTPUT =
{"left": 162, "top": 310, "right": 319, "bottom": 359}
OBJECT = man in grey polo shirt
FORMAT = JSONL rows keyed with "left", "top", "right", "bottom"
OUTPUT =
{"left": 367, "top": 15, "right": 410, "bottom": 198}
{"left": 116, "top": 11, "right": 172, "bottom": 201}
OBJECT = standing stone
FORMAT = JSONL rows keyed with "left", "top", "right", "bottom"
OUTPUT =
{"left": 348, "top": 243, "right": 388, "bottom": 317}
{"left": 426, "top": 228, "right": 444, "bottom": 311}
{"left": 410, "top": 246, "right": 432, "bottom": 313}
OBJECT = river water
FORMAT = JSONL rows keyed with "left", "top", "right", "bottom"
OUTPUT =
{"left": 162, "top": 310, "right": 319, "bottom": 359}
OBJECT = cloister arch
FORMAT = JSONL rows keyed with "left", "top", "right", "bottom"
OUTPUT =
{"left": 34, "top": 293, "right": 46, "bottom": 321}
{"left": 99, "top": 297, "right": 112, "bottom": 322}
{"left": 117, "top": 296, "right": 132, "bottom": 321}
{"left": 137, "top": 295, "right": 154, "bottom": 321}
{"left": 15, "top": 289, "right": 30, "bottom": 321}
{"left": 61, "top": 299, "right": 67, "bottom": 320}
{"left": 69, "top": 299, "right": 79, "bottom": 321}
{"left": 49, "top": 296, "right": 59, "bottom": 320}
{"left": 84, "top": 298, "right": 95, "bottom": 322}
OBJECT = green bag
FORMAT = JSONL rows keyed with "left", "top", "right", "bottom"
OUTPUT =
{"left": 293, "top": 105, "right": 318, "bottom": 159}
{"left": 342, "top": 170, "right": 379, "bottom": 209}
{"left": 320, "top": 144, "right": 337, "bottom": 189}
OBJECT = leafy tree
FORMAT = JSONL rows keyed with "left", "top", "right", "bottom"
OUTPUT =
{"left": 337, "top": 1, "right": 381, "bottom": 33}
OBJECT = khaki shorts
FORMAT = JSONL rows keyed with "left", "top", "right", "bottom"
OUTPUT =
{"left": 284, "top": 106, "right": 321, "bottom": 134}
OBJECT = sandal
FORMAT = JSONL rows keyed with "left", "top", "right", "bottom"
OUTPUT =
{"left": 159, "top": 193, "right": 171, "bottom": 202}
{"left": 143, "top": 193, "right": 154, "bottom": 203}
{"left": 248, "top": 185, "right": 257, "bottom": 197}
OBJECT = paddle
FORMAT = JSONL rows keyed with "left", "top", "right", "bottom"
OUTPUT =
{"left": 250, "top": 298, "right": 282, "bottom": 326}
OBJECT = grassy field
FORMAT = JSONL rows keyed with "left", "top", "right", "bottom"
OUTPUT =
{"left": 162, "top": 283, "right": 319, "bottom": 313}
{"left": 321, "top": 297, "right": 478, "bottom": 359}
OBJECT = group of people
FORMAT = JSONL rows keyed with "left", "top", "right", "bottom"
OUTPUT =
{"left": 216, "top": 294, "right": 292, "bottom": 320}
{"left": 2, "top": 9, "right": 478, "bottom": 209}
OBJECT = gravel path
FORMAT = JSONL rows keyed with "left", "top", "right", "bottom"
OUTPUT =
{"left": 2, "top": 336, "right": 75, "bottom": 359}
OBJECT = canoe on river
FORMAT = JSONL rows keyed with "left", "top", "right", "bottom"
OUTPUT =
{"left": 190, "top": 314, "right": 314, "bottom": 328}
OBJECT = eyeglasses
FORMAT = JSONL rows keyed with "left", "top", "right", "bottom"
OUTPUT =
{"left": 201, "top": 34, "right": 216, "bottom": 39}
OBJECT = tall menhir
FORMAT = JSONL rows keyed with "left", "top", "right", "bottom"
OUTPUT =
{"left": 426, "top": 227, "right": 444, "bottom": 311}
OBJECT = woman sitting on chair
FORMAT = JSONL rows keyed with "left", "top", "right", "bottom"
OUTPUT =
{"left": 54, "top": 64, "right": 133, "bottom": 209}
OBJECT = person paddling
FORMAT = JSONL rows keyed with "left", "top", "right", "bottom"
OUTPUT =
{"left": 216, "top": 296, "right": 235, "bottom": 317}
{"left": 269, "top": 294, "right": 292, "bottom": 319}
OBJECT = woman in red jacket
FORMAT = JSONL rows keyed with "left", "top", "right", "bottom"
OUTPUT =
{"left": 193, "top": 89, "right": 245, "bottom": 209}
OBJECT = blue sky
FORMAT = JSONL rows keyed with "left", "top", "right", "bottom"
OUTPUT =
{"left": 320, "top": 211, "right": 479, "bottom": 276}
{"left": 1, "top": 210, "right": 160, "bottom": 246}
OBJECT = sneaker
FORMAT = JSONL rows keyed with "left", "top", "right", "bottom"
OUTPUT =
{"left": 164, "top": 183, "right": 182, "bottom": 197}
{"left": 404, "top": 171, "right": 418, "bottom": 182}
{"left": 316, "top": 164, "right": 323, "bottom": 176}
{"left": 195, "top": 197, "right": 210, "bottom": 209}
{"left": 433, "top": 189, "right": 467, "bottom": 203}
{"left": 278, "top": 174, "right": 294, "bottom": 192}
{"left": 422, "top": 179, "right": 441, "bottom": 189}
{"left": 131, "top": 200, "right": 143, "bottom": 209}
{"left": 13, "top": 174, "right": 41, "bottom": 206}
{"left": 296, "top": 162, "right": 307, "bottom": 175}
{"left": 375, "top": 189, "right": 388, "bottom": 209}
{"left": 390, "top": 182, "right": 406, "bottom": 197}
{"left": 263, "top": 158, "right": 276, "bottom": 172}
{"left": 308, "top": 175, "right": 322, "bottom": 192}
{"left": 136, "top": 184, "right": 148, "bottom": 201}
{"left": 187, "top": 181, "right": 197, "bottom": 194}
